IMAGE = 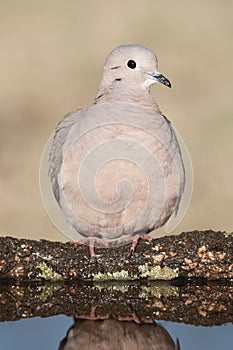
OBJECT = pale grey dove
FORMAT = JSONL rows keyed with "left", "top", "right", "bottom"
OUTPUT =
{"left": 49, "top": 44, "right": 185, "bottom": 256}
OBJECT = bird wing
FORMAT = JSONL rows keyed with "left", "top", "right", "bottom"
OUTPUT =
{"left": 168, "top": 119, "right": 186, "bottom": 215}
{"left": 48, "top": 108, "right": 83, "bottom": 203}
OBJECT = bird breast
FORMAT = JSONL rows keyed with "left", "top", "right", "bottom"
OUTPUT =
{"left": 57, "top": 102, "right": 184, "bottom": 241}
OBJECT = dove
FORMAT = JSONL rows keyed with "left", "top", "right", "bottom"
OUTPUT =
{"left": 49, "top": 44, "right": 185, "bottom": 256}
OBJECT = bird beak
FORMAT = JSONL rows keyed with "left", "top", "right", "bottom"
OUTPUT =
{"left": 148, "top": 72, "right": 171, "bottom": 88}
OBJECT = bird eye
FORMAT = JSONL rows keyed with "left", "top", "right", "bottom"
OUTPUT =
{"left": 127, "top": 60, "right": 137, "bottom": 69}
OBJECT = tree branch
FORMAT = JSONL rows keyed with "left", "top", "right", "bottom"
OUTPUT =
{"left": 0, "top": 230, "right": 232, "bottom": 281}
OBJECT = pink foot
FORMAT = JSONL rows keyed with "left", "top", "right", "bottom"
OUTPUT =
{"left": 74, "top": 237, "right": 96, "bottom": 258}
{"left": 130, "top": 233, "right": 152, "bottom": 253}
{"left": 74, "top": 237, "right": 109, "bottom": 258}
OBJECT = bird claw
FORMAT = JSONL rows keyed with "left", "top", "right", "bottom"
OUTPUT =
{"left": 74, "top": 237, "right": 109, "bottom": 258}
{"left": 129, "top": 234, "right": 152, "bottom": 257}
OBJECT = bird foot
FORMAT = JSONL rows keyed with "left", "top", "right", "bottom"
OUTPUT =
{"left": 131, "top": 233, "right": 152, "bottom": 251}
{"left": 128, "top": 233, "right": 152, "bottom": 257}
{"left": 74, "top": 237, "right": 109, "bottom": 258}
{"left": 116, "top": 234, "right": 152, "bottom": 258}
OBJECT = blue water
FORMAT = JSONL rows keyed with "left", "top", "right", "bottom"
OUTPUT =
{"left": 0, "top": 315, "right": 232, "bottom": 350}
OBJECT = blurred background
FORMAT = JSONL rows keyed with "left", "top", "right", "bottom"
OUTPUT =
{"left": 0, "top": 0, "right": 232, "bottom": 242}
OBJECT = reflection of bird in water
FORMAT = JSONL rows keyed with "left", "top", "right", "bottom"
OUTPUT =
{"left": 59, "top": 319, "right": 180, "bottom": 350}
{"left": 49, "top": 45, "right": 185, "bottom": 256}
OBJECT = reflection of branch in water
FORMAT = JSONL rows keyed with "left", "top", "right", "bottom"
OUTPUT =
{"left": 58, "top": 319, "right": 180, "bottom": 350}
{"left": 0, "top": 230, "right": 232, "bottom": 281}
{"left": 0, "top": 280, "right": 232, "bottom": 326}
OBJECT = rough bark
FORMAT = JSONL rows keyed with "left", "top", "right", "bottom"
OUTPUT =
{"left": 0, "top": 230, "right": 232, "bottom": 281}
